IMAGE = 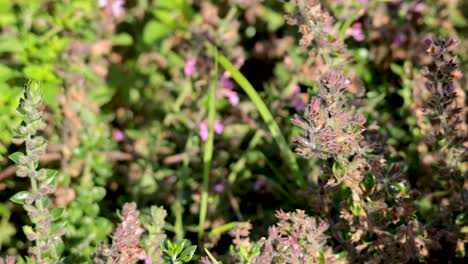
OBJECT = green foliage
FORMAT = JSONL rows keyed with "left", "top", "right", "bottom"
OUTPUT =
{"left": 160, "top": 239, "right": 197, "bottom": 264}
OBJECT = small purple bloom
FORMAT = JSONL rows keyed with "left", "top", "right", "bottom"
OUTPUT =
{"left": 393, "top": 32, "right": 405, "bottom": 47}
{"left": 213, "top": 183, "right": 225, "bottom": 193}
{"left": 289, "top": 84, "right": 304, "bottom": 110}
{"left": 113, "top": 128, "right": 126, "bottom": 142}
{"left": 292, "top": 97, "right": 305, "bottom": 110}
{"left": 254, "top": 178, "right": 266, "bottom": 191}
{"left": 222, "top": 77, "right": 234, "bottom": 90}
{"left": 349, "top": 23, "right": 364, "bottom": 42}
{"left": 184, "top": 57, "right": 197, "bottom": 76}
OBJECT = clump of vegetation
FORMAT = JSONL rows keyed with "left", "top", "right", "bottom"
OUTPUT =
{"left": 0, "top": 0, "right": 466, "bottom": 263}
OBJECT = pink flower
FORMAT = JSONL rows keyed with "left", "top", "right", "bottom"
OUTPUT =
{"left": 184, "top": 57, "right": 197, "bottom": 76}
{"left": 226, "top": 90, "right": 239, "bottom": 106}
{"left": 99, "top": 0, "right": 125, "bottom": 18}
{"left": 349, "top": 23, "right": 365, "bottom": 42}
{"left": 213, "top": 120, "right": 224, "bottom": 134}
{"left": 218, "top": 77, "right": 239, "bottom": 106}
{"left": 199, "top": 119, "right": 224, "bottom": 141}
{"left": 199, "top": 122, "right": 208, "bottom": 141}
{"left": 113, "top": 128, "right": 126, "bottom": 142}
{"left": 222, "top": 78, "right": 234, "bottom": 90}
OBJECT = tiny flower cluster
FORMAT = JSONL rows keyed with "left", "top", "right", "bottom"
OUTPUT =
{"left": 420, "top": 39, "right": 465, "bottom": 146}
{"left": 292, "top": 72, "right": 366, "bottom": 161}
{"left": 285, "top": 0, "right": 345, "bottom": 53}
{"left": 229, "top": 210, "right": 342, "bottom": 263}
{"left": 93, "top": 202, "right": 147, "bottom": 263}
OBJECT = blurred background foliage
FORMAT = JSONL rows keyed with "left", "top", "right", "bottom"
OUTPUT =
{"left": 0, "top": 0, "right": 466, "bottom": 262}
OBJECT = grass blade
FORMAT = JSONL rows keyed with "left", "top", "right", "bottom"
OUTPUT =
{"left": 216, "top": 52, "right": 305, "bottom": 187}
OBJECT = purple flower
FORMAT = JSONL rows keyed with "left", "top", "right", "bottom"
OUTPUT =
{"left": 349, "top": 23, "right": 364, "bottom": 42}
{"left": 393, "top": 32, "right": 405, "bottom": 47}
{"left": 113, "top": 128, "right": 126, "bottom": 142}
{"left": 213, "top": 183, "right": 225, "bottom": 193}
{"left": 254, "top": 178, "right": 266, "bottom": 191}
{"left": 222, "top": 77, "right": 234, "bottom": 90}
{"left": 218, "top": 77, "right": 239, "bottom": 106}
{"left": 199, "top": 119, "right": 224, "bottom": 141}
{"left": 289, "top": 84, "right": 305, "bottom": 110}
{"left": 184, "top": 57, "right": 197, "bottom": 76}
{"left": 292, "top": 97, "right": 305, "bottom": 110}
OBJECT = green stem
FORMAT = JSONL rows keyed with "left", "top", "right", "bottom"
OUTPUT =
{"left": 198, "top": 47, "right": 218, "bottom": 240}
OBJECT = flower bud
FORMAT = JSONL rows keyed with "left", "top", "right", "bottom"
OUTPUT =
{"left": 17, "top": 166, "right": 29, "bottom": 177}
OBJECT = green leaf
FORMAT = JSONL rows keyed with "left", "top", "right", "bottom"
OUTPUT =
{"left": 112, "top": 33, "right": 133, "bottom": 46}
{"left": 50, "top": 208, "right": 65, "bottom": 220}
{"left": 249, "top": 242, "right": 261, "bottom": 257}
{"left": 173, "top": 239, "right": 187, "bottom": 255}
{"left": 143, "top": 21, "right": 171, "bottom": 44}
{"left": 44, "top": 169, "right": 58, "bottom": 185}
{"left": 22, "top": 225, "right": 35, "bottom": 238}
{"left": 8, "top": 152, "right": 23, "bottom": 164}
{"left": 332, "top": 162, "right": 346, "bottom": 179}
{"left": 91, "top": 187, "right": 107, "bottom": 201}
{"left": 390, "top": 63, "right": 404, "bottom": 76}
{"left": 239, "top": 245, "right": 249, "bottom": 261}
{"left": 10, "top": 191, "right": 32, "bottom": 204}
{"left": 336, "top": 251, "right": 348, "bottom": 260}
{"left": 209, "top": 222, "right": 237, "bottom": 239}
{"left": 178, "top": 245, "right": 197, "bottom": 262}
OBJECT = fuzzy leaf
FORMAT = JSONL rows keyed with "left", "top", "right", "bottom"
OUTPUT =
{"left": 51, "top": 207, "right": 65, "bottom": 220}
{"left": 10, "top": 191, "right": 32, "bottom": 204}
{"left": 8, "top": 152, "right": 23, "bottom": 164}
{"left": 44, "top": 169, "right": 57, "bottom": 185}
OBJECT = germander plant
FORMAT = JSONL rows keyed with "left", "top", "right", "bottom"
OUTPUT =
{"left": 8, "top": 81, "right": 65, "bottom": 263}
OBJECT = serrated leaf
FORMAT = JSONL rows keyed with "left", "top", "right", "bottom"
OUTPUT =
{"left": 51, "top": 207, "right": 65, "bottom": 220}
{"left": 8, "top": 152, "right": 23, "bottom": 164}
{"left": 10, "top": 191, "right": 32, "bottom": 204}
